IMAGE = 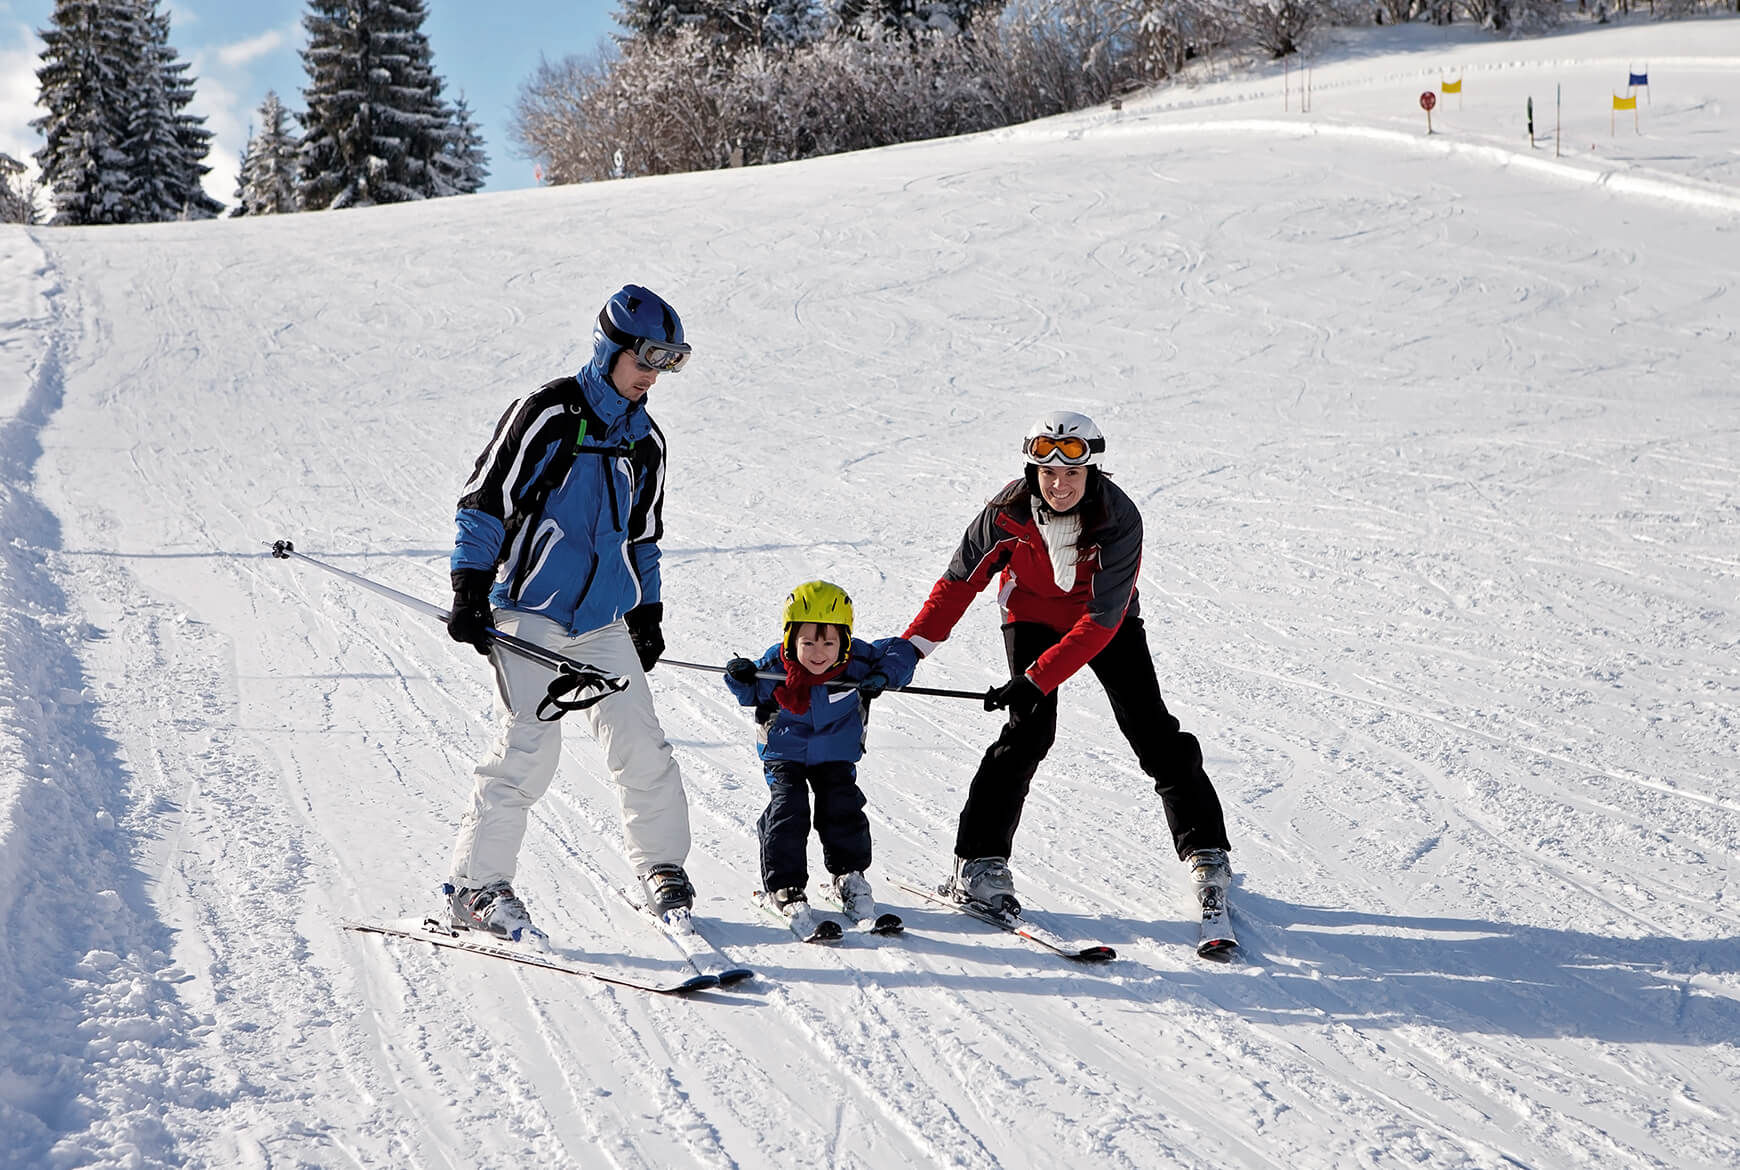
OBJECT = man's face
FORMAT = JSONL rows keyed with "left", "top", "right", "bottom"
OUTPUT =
{"left": 608, "top": 349, "right": 659, "bottom": 402}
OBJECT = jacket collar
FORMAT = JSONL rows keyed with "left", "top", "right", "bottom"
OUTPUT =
{"left": 577, "top": 364, "right": 649, "bottom": 440}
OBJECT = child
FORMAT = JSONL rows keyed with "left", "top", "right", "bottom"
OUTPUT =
{"left": 724, "top": 580, "right": 918, "bottom": 921}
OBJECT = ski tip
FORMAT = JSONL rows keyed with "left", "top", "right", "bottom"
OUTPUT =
{"left": 1073, "top": 945, "right": 1117, "bottom": 962}
{"left": 671, "top": 974, "right": 722, "bottom": 994}
{"left": 714, "top": 967, "right": 756, "bottom": 985}
{"left": 869, "top": 913, "right": 905, "bottom": 935}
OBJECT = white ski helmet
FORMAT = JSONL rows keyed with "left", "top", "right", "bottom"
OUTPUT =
{"left": 1023, "top": 410, "right": 1106, "bottom": 468}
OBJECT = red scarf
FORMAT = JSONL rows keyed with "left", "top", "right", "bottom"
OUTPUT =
{"left": 773, "top": 650, "right": 849, "bottom": 715}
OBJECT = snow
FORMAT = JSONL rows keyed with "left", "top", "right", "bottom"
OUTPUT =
{"left": 2, "top": 16, "right": 1737, "bottom": 1170}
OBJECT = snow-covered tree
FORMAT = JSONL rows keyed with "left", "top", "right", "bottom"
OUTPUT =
{"left": 32, "top": 0, "right": 219, "bottom": 224}
{"left": 128, "top": 0, "right": 223, "bottom": 219}
{"left": 438, "top": 94, "right": 490, "bottom": 195}
{"left": 615, "top": 0, "right": 818, "bottom": 51}
{"left": 1220, "top": 0, "right": 1324, "bottom": 58}
{"left": 615, "top": 0, "right": 713, "bottom": 41}
{"left": 233, "top": 91, "right": 300, "bottom": 216}
{"left": 0, "top": 154, "right": 43, "bottom": 224}
{"left": 33, "top": 0, "right": 136, "bottom": 224}
{"left": 837, "top": 0, "right": 1003, "bottom": 38}
{"left": 763, "top": 0, "right": 830, "bottom": 46}
{"left": 296, "top": 0, "right": 458, "bottom": 210}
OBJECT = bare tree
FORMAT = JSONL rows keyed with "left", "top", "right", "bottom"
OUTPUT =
{"left": 1215, "top": 0, "right": 1326, "bottom": 58}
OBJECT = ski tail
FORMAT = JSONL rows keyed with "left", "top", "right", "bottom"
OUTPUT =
{"left": 344, "top": 919, "right": 718, "bottom": 994}
{"left": 891, "top": 878, "right": 1115, "bottom": 962}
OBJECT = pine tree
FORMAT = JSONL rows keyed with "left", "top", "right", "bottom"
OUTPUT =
{"left": 32, "top": 0, "right": 133, "bottom": 224}
{"left": 439, "top": 95, "right": 489, "bottom": 196}
{"left": 147, "top": 0, "right": 223, "bottom": 218}
{"left": 233, "top": 91, "right": 300, "bottom": 216}
{"left": 614, "top": 0, "right": 771, "bottom": 48}
{"left": 124, "top": 0, "right": 222, "bottom": 219}
{"left": 614, "top": 0, "right": 700, "bottom": 41}
{"left": 0, "top": 154, "right": 43, "bottom": 224}
{"left": 32, "top": 0, "right": 220, "bottom": 224}
{"left": 297, "top": 0, "right": 459, "bottom": 210}
{"left": 763, "top": 0, "right": 828, "bottom": 46}
{"left": 837, "top": 0, "right": 1000, "bottom": 38}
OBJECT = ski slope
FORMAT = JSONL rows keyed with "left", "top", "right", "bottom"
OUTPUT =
{"left": 2, "top": 17, "right": 1737, "bottom": 1170}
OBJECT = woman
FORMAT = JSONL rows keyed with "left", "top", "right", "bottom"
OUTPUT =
{"left": 902, "top": 410, "right": 1233, "bottom": 916}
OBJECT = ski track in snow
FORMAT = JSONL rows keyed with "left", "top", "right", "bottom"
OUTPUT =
{"left": 3, "top": 19, "right": 1739, "bottom": 1170}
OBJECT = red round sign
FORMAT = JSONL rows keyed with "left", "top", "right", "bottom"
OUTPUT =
{"left": 1420, "top": 91, "right": 1437, "bottom": 111}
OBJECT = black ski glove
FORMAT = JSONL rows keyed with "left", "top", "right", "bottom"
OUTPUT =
{"left": 984, "top": 675, "right": 1042, "bottom": 716}
{"left": 625, "top": 602, "right": 665, "bottom": 672}
{"left": 447, "top": 569, "right": 495, "bottom": 655}
{"left": 724, "top": 657, "right": 759, "bottom": 684}
{"left": 859, "top": 671, "right": 890, "bottom": 699}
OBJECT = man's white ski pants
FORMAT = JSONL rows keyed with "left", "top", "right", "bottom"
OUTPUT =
{"left": 448, "top": 611, "right": 691, "bottom": 887}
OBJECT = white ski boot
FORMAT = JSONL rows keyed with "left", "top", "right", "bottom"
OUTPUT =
{"left": 446, "top": 881, "right": 548, "bottom": 948}
{"left": 1187, "top": 848, "right": 1232, "bottom": 907}
{"left": 827, "top": 870, "right": 876, "bottom": 923}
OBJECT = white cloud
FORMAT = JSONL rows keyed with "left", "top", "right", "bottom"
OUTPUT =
{"left": 186, "top": 60, "right": 247, "bottom": 207}
{"left": 0, "top": 22, "right": 45, "bottom": 179}
{"left": 218, "top": 28, "right": 283, "bottom": 68}
{"left": 0, "top": 14, "right": 305, "bottom": 211}
{"left": 189, "top": 22, "right": 302, "bottom": 211}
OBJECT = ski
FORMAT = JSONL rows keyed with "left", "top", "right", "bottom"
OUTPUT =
{"left": 751, "top": 891, "right": 844, "bottom": 943}
{"left": 344, "top": 918, "right": 719, "bottom": 994}
{"left": 813, "top": 887, "right": 904, "bottom": 935}
{"left": 618, "top": 890, "right": 755, "bottom": 985}
{"left": 891, "top": 877, "right": 1116, "bottom": 962}
{"left": 1197, "top": 889, "right": 1239, "bottom": 960}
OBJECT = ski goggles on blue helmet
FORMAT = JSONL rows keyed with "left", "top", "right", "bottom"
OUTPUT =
{"left": 596, "top": 308, "right": 692, "bottom": 373}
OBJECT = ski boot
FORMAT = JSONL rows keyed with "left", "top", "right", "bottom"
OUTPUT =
{"left": 949, "top": 856, "right": 1019, "bottom": 916}
{"left": 1186, "top": 848, "right": 1232, "bottom": 909}
{"left": 827, "top": 870, "right": 875, "bottom": 922}
{"left": 641, "top": 863, "right": 696, "bottom": 919}
{"left": 446, "top": 881, "right": 548, "bottom": 948}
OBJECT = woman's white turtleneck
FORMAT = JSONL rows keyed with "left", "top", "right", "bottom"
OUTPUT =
{"left": 1035, "top": 505, "right": 1080, "bottom": 591}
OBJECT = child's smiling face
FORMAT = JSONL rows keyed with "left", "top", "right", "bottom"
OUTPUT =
{"left": 792, "top": 623, "right": 842, "bottom": 674}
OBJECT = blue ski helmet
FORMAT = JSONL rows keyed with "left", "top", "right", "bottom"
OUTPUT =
{"left": 588, "top": 285, "right": 688, "bottom": 379}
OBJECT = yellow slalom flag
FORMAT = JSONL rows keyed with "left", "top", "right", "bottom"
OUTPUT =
{"left": 1613, "top": 94, "right": 1637, "bottom": 110}
{"left": 1441, "top": 79, "right": 1462, "bottom": 94}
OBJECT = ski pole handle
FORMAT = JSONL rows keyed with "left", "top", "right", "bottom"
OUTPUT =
{"left": 659, "top": 656, "right": 986, "bottom": 700}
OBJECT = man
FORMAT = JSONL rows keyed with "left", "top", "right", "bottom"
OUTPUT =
{"left": 443, "top": 284, "right": 695, "bottom": 944}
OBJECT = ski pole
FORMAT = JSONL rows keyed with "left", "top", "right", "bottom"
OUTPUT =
{"left": 267, "top": 539, "right": 628, "bottom": 718}
{"left": 659, "top": 656, "right": 988, "bottom": 700}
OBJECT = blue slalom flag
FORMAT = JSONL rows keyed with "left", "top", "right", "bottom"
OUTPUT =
{"left": 1629, "top": 72, "right": 1648, "bottom": 87}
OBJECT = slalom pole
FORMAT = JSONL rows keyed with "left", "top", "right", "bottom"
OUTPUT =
{"left": 267, "top": 539, "right": 628, "bottom": 717}
{"left": 659, "top": 656, "right": 989, "bottom": 701}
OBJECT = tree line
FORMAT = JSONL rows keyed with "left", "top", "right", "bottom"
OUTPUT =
{"left": 6, "top": 0, "right": 488, "bottom": 226}
{"left": 511, "top": 0, "right": 1736, "bottom": 184}
{"left": 8, "top": 0, "right": 1736, "bottom": 223}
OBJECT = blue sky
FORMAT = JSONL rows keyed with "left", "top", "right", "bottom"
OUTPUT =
{"left": 0, "top": 1, "right": 622, "bottom": 202}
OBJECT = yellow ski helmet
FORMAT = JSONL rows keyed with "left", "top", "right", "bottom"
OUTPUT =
{"left": 781, "top": 580, "right": 853, "bottom": 665}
